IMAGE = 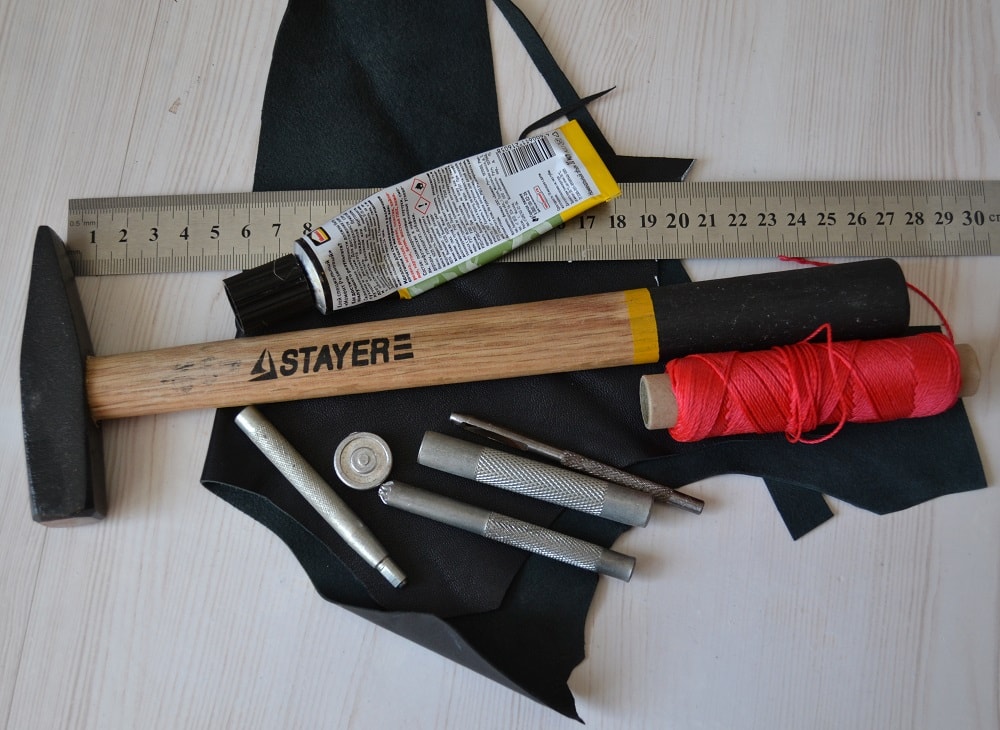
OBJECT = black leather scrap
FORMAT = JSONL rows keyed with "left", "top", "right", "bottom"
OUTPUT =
{"left": 201, "top": 259, "right": 655, "bottom": 719}
{"left": 200, "top": 0, "right": 987, "bottom": 720}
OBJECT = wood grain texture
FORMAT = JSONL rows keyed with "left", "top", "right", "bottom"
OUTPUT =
{"left": 1, "top": 0, "right": 998, "bottom": 728}
{"left": 86, "top": 290, "right": 649, "bottom": 419}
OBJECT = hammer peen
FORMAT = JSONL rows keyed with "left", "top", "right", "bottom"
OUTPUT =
{"left": 19, "top": 226, "right": 911, "bottom": 525}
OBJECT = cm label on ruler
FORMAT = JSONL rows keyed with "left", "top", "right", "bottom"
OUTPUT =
{"left": 67, "top": 181, "right": 1000, "bottom": 275}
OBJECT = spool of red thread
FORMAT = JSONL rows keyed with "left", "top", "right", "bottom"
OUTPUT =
{"left": 639, "top": 332, "right": 980, "bottom": 443}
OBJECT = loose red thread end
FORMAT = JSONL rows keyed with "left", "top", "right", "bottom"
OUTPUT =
{"left": 778, "top": 255, "right": 831, "bottom": 267}
{"left": 779, "top": 255, "right": 956, "bottom": 341}
{"left": 906, "top": 281, "right": 955, "bottom": 342}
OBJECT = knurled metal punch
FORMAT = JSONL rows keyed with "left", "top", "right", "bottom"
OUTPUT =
{"left": 379, "top": 481, "right": 636, "bottom": 582}
{"left": 450, "top": 413, "right": 704, "bottom": 514}
{"left": 418, "top": 431, "right": 654, "bottom": 526}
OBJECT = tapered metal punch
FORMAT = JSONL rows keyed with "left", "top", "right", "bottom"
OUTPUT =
{"left": 235, "top": 406, "right": 406, "bottom": 588}
{"left": 379, "top": 481, "right": 635, "bottom": 581}
{"left": 450, "top": 413, "right": 704, "bottom": 514}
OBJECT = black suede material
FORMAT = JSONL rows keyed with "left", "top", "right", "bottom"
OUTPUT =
{"left": 201, "top": 0, "right": 987, "bottom": 720}
{"left": 201, "top": 260, "right": 645, "bottom": 719}
{"left": 253, "top": 0, "right": 502, "bottom": 191}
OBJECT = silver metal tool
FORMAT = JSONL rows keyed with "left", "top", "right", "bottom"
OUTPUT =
{"left": 234, "top": 406, "right": 406, "bottom": 588}
{"left": 334, "top": 432, "right": 393, "bottom": 490}
{"left": 450, "top": 413, "right": 704, "bottom": 514}
{"left": 378, "top": 481, "right": 635, "bottom": 582}
{"left": 417, "top": 431, "right": 653, "bottom": 526}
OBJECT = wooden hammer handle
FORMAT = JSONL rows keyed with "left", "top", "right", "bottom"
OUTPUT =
{"left": 88, "top": 290, "right": 654, "bottom": 421}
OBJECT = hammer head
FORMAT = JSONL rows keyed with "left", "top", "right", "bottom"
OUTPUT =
{"left": 20, "top": 226, "right": 106, "bottom": 525}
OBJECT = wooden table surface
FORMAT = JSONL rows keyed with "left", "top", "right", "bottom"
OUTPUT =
{"left": 2, "top": 1, "right": 998, "bottom": 728}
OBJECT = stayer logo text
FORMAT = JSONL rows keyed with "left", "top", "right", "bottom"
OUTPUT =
{"left": 249, "top": 333, "right": 413, "bottom": 381}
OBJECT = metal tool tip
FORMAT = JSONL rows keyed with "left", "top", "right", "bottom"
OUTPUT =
{"left": 377, "top": 481, "right": 393, "bottom": 504}
{"left": 667, "top": 491, "right": 705, "bottom": 515}
{"left": 375, "top": 557, "right": 407, "bottom": 588}
{"left": 597, "top": 551, "right": 636, "bottom": 582}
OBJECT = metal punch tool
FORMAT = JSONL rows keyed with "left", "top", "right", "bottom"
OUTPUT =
{"left": 379, "top": 481, "right": 635, "bottom": 581}
{"left": 418, "top": 431, "right": 653, "bottom": 526}
{"left": 235, "top": 406, "right": 406, "bottom": 588}
{"left": 450, "top": 413, "right": 704, "bottom": 515}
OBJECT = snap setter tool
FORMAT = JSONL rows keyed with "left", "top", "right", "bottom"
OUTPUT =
{"left": 333, "top": 432, "right": 393, "bottom": 490}
{"left": 20, "top": 226, "right": 910, "bottom": 524}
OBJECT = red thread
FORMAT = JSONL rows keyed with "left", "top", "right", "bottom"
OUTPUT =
{"left": 666, "top": 331, "right": 961, "bottom": 443}
{"left": 779, "top": 255, "right": 956, "bottom": 342}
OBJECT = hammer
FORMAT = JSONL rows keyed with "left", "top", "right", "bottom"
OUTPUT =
{"left": 20, "top": 226, "right": 911, "bottom": 525}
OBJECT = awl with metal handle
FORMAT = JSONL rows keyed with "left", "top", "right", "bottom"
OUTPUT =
{"left": 450, "top": 413, "right": 703, "bottom": 514}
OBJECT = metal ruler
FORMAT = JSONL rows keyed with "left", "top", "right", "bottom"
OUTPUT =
{"left": 66, "top": 180, "right": 1000, "bottom": 275}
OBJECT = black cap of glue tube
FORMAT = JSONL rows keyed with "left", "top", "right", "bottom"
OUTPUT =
{"left": 223, "top": 254, "right": 315, "bottom": 335}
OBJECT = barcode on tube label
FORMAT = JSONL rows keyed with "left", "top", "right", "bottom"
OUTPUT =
{"left": 496, "top": 136, "right": 556, "bottom": 176}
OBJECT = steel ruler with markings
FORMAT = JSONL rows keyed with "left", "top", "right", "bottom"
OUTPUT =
{"left": 66, "top": 180, "right": 1000, "bottom": 275}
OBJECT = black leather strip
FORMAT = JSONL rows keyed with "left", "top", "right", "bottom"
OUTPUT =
{"left": 492, "top": 0, "right": 695, "bottom": 182}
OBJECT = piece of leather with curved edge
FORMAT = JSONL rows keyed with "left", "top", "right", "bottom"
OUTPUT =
{"left": 200, "top": 0, "right": 987, "bottom": 719}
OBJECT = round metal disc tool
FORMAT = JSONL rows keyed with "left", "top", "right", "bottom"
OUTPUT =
{"left": 334, "top": 432, "right": 393, "bottom": 490}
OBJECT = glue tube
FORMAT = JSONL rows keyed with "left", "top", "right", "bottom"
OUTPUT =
{"left": 224, "top": 120, "right": 620, "bottom": 334}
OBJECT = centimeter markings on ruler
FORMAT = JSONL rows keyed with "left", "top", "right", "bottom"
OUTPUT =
{"left": 66, "top": 180, "right": 1000, "bottom": 275}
